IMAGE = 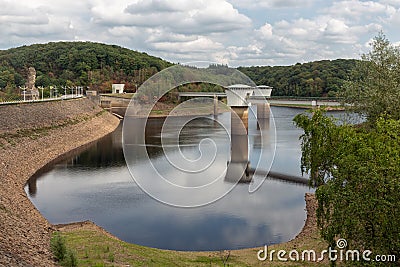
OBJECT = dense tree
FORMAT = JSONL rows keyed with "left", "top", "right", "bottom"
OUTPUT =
{"left": 293, "top": 109, "right": 340, "bottom": 187}
{"left": 238, "top": 59, "right": 357, "bottom": 97}
{"left": 0, "top": 42, "right": 359, "bottom": 99}
{"left": 294, "top": 34, "right": 400, "bottom": 265}
{"left": 295, "top": 110, "right": 399, "bottom": 266}
{"left": 342, "top": 32, "right": 400, "bottom": 124}
{"left": 0, "top": 42, "right": 171, "bottom": 94}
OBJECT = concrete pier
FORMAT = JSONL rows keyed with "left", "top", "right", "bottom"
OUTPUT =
{"left": 231, "top": 106, "right": 249, "bottom": 133}
{"left": 256, "top": 103, "right": 270, "bottom": 119}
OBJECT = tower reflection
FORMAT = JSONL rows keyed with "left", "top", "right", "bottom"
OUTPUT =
{"left": 225, "top": 104, "right": 271, "bottom": 184}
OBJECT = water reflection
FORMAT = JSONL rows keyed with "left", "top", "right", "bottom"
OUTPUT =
{"left": 226, "top": 109, "right": 250, "bottom": 183}
{"left": 26, "top": 106, "right": 317, "bottom": 251}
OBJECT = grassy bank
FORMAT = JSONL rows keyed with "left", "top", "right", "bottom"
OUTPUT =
{"left": 58, "top": 221, "right": 327, "bottom": 266}
{"left": 57, "top": 195, "right": 329, "bottom": 266}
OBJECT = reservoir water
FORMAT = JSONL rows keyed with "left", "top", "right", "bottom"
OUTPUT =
{"left": 25, "top": 106, "right": 340, "bottom": 251}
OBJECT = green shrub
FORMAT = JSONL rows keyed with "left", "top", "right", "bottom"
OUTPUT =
{"left": 50, "top": 233, "right": 67, "bottom": 262}
{"left": 295, "top": 111, "right": 400, "bottom": 266}
{"left": 108, "top": 252, "right": 115, "bottom": 262}
{"left": 61, "top": 249, "right": 78, "bottom": 267}
{"left": 50, "top": 232, "right": 77, "bottom": 267}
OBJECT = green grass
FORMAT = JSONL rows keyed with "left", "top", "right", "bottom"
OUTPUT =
{"left": 150, "top": 110, "right": 166, "bottom": 115}
{"left": 61, "top": 229, "right": 251, "bottom": 266}
{"left": 59, "top": 225, "right": 330, "bottom": 267}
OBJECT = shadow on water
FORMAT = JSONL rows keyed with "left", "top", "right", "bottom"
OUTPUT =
{"left": 27, "top": 123, "right": 125, "bottom": 196}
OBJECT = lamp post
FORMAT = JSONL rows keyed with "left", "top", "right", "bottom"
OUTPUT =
{"left": 49, "top": 86, "right": 54, "bottom": 99}
{"left": 39, "top": 86, "right": 44, "bottom": 101}
{"left": 19, "top": 86, "right": 27, "bottom": 101}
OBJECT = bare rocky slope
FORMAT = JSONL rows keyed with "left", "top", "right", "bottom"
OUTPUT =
{"left": 0, "top": 98, "right": 120, "bottom": 266}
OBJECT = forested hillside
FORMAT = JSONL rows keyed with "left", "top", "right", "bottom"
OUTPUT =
{"left": 0, "top": 42, "right": 171, "bottom": 94}
{"left": 0, "top": 41, "right": 358, "bottom": 98}
{"left": 238, "top": 59, "right": 357, "bottom": 97}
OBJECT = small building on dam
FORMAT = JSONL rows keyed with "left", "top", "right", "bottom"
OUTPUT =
{"left": 225, "top": 84, "right": 272, "bottom": 107}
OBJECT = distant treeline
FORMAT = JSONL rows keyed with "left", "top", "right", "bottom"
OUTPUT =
{"left": 0, "top": 41, "right": 357, "bottom": 97}
{"left": 0, "top": 42, "right": 171, "bottom": 94}
{"left": 238, "top": 59, "right": 357, "bottom": 97}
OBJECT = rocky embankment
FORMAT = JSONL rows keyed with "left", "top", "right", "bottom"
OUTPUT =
{"left": 0, "top": 98, "right": 120, "bottom": 266}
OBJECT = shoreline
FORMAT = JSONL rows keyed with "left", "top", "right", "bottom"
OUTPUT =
{"left": 120, "top": 103, "right": 345, "bottom": 120}
{"left": 0, "top": 99, "right": 120, "bottom": 266}
{"left": 269, "top": 103, "right": 345, "bottom": 111}
{"left": 54, "top": 194, "right": 323, "bottom": 266}
{"left": 1, "top": 99, "right": 324, "bottom": 266}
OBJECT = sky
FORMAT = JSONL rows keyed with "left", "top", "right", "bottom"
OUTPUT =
{"left": 1, "top": 0, "right": 400, "bottom": 67}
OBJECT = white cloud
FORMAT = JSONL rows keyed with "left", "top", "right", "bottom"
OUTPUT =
{"left": 244, "top": 8, "right": 388, "bottom": 66}
{"left": 0, "top": 1, "right": 49, "bottom": 25}
{"left": 324, "top": 0, "right": 396, "bottom": 22}
{"left": 125, "top": 0, "right": 197, "bottom": 14}
{"left": 108, "top": 26, "right": 142, "bottom": 38}
{"left": 325, "top": 18, "right": 349, "bottom": 35}
{"left": 146, "top": 30, "right": 198, "bottom": 43}
{"left": 229, "top": 0, "right": 315, "bottom": 9}
{"left": 88, "top": 0, "right": 252, "bottom": 63}
{"left": 93, "top": 0, "right": 251, "bottom": 35}
{"left": 380, "top": 0, "right": 400, "bottom": 5}
{"left": 0, "top": 0, "right": 399, "bottom": 66}
{"left": 0, "top": 1, "right": 76, "bottom": 45}
{"left": 150, "top": 37, "right": 224, "bottom": 54}
{"left": 0, "top": 14, "right": 49, "bottom": 25}
{"left": 257, "top": 23, "right": 273, "bottom": 39}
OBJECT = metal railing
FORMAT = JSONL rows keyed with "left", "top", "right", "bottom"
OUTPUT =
{"left": 0, "top": 94, "right": 84, "bottom": 106}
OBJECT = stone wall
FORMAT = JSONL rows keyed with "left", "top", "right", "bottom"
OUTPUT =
{"left": 0, "top": 98, "right": 102, "bottom": 134}
{"left": 0, "top": 98, "right": 120, "bottom": 266}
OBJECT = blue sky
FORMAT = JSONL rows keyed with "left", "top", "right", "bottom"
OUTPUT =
{"left": 1, "top": 0, "right": 399, "bottom": 66}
